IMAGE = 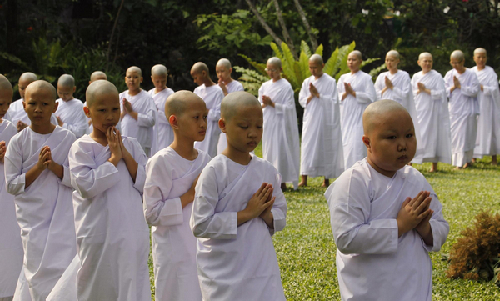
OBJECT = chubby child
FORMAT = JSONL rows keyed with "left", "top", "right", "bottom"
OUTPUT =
{"left": 326, "top": 99, "right": 449, "bottom": 301}
{"left": 4, "top": 80, "right": 77, "bottom": 301}
{"left": 143, "top": 90, "right": 211, "bottom": 301}
{"left": 190, "top": 91, "right": 287, "bottom": 300}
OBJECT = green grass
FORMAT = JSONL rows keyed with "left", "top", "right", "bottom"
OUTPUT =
{"left": 150, "top": 144, "right": 500, "bottom": 300}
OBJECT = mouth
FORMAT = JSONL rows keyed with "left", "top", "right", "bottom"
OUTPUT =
{"left": 398, "top": 155, "right": 408, "bottom": 161}
{"left": 247, "top": 141, "right": 257, "bottom": 148}
{"left": 199, "top": 130, "right": 206, "bottom": 135}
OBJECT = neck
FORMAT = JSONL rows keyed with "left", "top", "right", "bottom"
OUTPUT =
{"left": 455, "top": 67, "right": 466, "bottom": 74}
{"left": 223, "top": 77, "right": 233, "bottom": 84}
{"left": 155, "top": 87, "right": 166, "bottom": 93}
{"left": 477, "top": 65, "right": 485, "bottom": 71}
{"left": 30, "top": 122, "right": 56, "bottom": 135}
{"left": 389, "top": 69, "right": 398, "bottom": 74}
{"left": 128, "top": 88, "right": 141, "bottom": 96}
{"left": 170, "top": 136, "right": 197, "bottom": 160}
{"left": 422, "top": 69, "right": 430, "bottom": 74}
{"left": 272, "top": 77, "right": 282, "bottom": 83}
{"left": 203, "top": 78, "right": 214, "bottom": 87}
{"left": 62, "top": 98, "right": 73, "bottom": 102}
{"left": 90, "top": 128, "right": 108, "bottom": 146}
{"left": 366, "top": 157, "right": 396, "bottom": 178}
{"left": 314, "top": 73, "right": 323, "bottom": 79}
{"left": 223, "top": 145, "right": 252, "bottom": 165}
{"left": 351, "top": 69, "right": 359, "bottom": 74}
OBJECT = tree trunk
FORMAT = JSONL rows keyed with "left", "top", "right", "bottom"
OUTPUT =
{"left": 272, "top": 0, "right": 298, "bottom": 59}
{"left": 293, "top": 0, "right": 317, "bottom": 52}
{"left": 244, "top": 0, "right": 285, "bottom": 47}
{"left": 106, "top": 0, "right": 125, "bottom": 70}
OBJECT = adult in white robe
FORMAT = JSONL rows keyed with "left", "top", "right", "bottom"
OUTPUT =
{"left": 144, "top": 147, "right": 211, "bottom": 301}
{"left": 5, "top": 127, "right": 77, "bottom": 301}
{"left": 444, "top": 67, "right": 479, "bottom": 167}
{"left": 6, "top": 99, "right": 58, "bottom": 130}
{"left": 149, "top": 88, "right": 174, "bottom": 155}
{"left": 325, "top": 159, "right": 449, "bottom": 301}
{"left": 49, "top": 134, "right": 151, "bottom": 301}
{"left": 299, "top": 73, "right": 344, "bottom": 180}
{"left": 193, "top": 84, "right": 223, "bottom": 157}
{"left": 337, "top": 69, "right": 377, "bottom": 169}
{"left": 216, "top": 80, "right": 244, "bottom": 154}
{"left": 55, "top": 98, "right": 87, "bottom": 138}
{"left": 120, "top": 89, "right": 156, "bottom": 157}
{"left": 190, "top": 154, "right": 287, "bottom": 301}
{"left": 259, "top": 78, "right": 300, "bottom": 189}
{"left": 0, "top": 120, "right": 23, "bottom": 300}
{"left": 472, "top": 65, "right": 500, "bottom": 160}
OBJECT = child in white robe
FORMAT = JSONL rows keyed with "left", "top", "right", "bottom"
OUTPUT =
{"left": 191, "top": 91, "right": 287, "bottom": 301}
{"left": 471, "top": 48, "right": 500, "bottom": 165}
{"left": 299, "top": 54, "right": 344, "bottom": 188}
{"left": 148, "top": 64, "right": 174, "bottom": 155}
{"left": 337, "top": 51, "right": 377, "bottom": 169}
{"left": 4, "top": 80, "right": 77, "bottom": 301}
{"left": 326, "top": 99, "right": 449, "bottom": 301}
{"left": 259, "top": 57, "right": 300, "bottom": 190}
{"left": 444, "top": 50, "right": 480, "bottom": 168}
{"left": 120, "top": 66, "right": 156, "bottom": 157}
{"left": 144, "top": 91, "right": 211, "bottom": 301}
{"left": 55, "top": 74, "right": 88, "bottom": 138}
{"left": 0, "top": 77, "right": 23, "bottom": 301}
{"left": 191, "top": 62, "right": 224, "bottom": 157}
{"left": 215, "top": 58, "right": 244, "bottom": 154}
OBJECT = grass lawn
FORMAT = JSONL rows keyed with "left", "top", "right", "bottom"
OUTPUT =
{"left": 149, "top": 144, "right": 500, "bottom": 300}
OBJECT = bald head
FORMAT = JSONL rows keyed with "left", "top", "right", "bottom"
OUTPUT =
{"left": 0, "top": 76, "right": 13, "bottom": 91}
{"left": 451, "top": 50, "right": 465, "bottom": 62}
{"left": 127, "top": 66, "right": 142, "bottom": 77}
{"left": 26, "top": 80, "right": 57, "bottom": 101}
{"left": 86, "top": 80, "right": 119, "bottom": 108}
{"left": 418, "top": 52, "right": 432, "bottom": 60}
{"left": 90, "top": 71, "right": 107, "bottom": 83}
{"left": 191, "top": 62, "right": 209, "bottom": 75}
{"left": 152, "top": 64, "right": 168, "bottom": 76}
{"left": 474, "top": 48, "right": 487, "bottom": 55}
{"left": 309, "top": 54, "right": 323, "bottom": 65}
{"left": 57, "top": 74, "right": 75, "bottom": 88}
{"left": 267, "top": 57, "right": 282, "bottom": 69}
{"left": 350, "top": 50, "right": 363, "bottom": 61}
{"left": 20, "top": 72, "right": 38, "bottom": 82}
{"left": 386, "top": 50, "right": 400, "bottom": 59}
{"left": 216, "top": 58, "right": 232, "bottom": 69}
{"left": 363, "top": 99, "right": 411, "bottom": 135}
{"left": 221, "top": 91, "right": 261, "bottom": 122}
{"left": 165, "top": 90, "right": 204, "bottom": 119}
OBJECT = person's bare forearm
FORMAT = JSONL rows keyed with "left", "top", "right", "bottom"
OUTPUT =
{"left": 122, "top": 152, "right": 138, "bottom": 182}
{"left": 25, "top": 165, "right": 44, "bottom": 188}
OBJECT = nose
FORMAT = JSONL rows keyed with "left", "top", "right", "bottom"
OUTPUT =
{"left": 397, "top": 139, "right": 407, "bottom": 152}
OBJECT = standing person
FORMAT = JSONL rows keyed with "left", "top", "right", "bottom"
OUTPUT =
{"left": 444, "top": 50, "right": 480, "bottom": 169}
{"left": 337, "top": 50, "right": 377, "bottom": 169}
{"left": 84, "top": 71, "right": 108, "bottom": 134}
{"left": 144, "top": 91, "right": 210, "bottom": 301}
{"left": 0, "top": 76, "right": 23, "bottom": 301}
{"left": 411, "top": 53, "right": 452, "bottom": 172}
{"left": 298, "top": 54, "right": 344, "bottom": 188}
{"left": 472, "top": 48, "right": 500, "bottom": 165}
{"left": 55, "top": 74, "right": 88, "bottom": 138}
{"left": 149, "top": 64, "right": 174, "bottom": 155}
{"left": 326, "top": 99, "right": 449, "bottom": 301}
{"left": 5, "top": 81, "right": 76, "bottom": 301}
{"left": 190, "top": 92, "right": 287, "bottom": 301}
{"left": 191, "top": 62, "right": 224, "bottom": 157}
{"left": 120, "top": 66, "right": 156, "bottom": 157}
{"left": 258, "top": 57, "right": 300, "bottom": 190}
{"left": 216, "top": 58, "right": 244, "bottom": 154}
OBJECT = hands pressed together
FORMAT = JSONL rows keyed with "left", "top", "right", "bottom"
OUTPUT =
{"left": 238, "top": 183, "right": 276, "bottom": 228}
{"left": 341, "top": 83, "right": 355, "bottom": 100}
{"left": 397, "top": 191, "right": 434, "bottom": 245}
{"left": 261, "top": 95, "right": 274, "bottom": 108}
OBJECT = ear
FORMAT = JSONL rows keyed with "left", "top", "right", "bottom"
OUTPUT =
{"left": 229, "top": 68, "right": 233, "bottom": 74}
{"left": 72, "top": 86, "right": 76, "bottom": 93}
{"left": 22, "top": 101, "right": 26, "bottom": 111}
{"left": 140, "top": 77, "right": 143, "bottom": 84}
{"left": 83, "top": 106, "right": 91, "bottom": 118}
{"left": 169, "top": 115, "right": 178, "bottom": 129}
{"left": 89, "top": 81, "right": 92, "bottom": 85}
{"left": 322, "top": 63, "right": 325, "bottom": 68}
{"left": 218, "top": 117, "right": 227, "bottom": 133}
{"left": 53, "top": 102, "right": 58, "bottom": 113}
{"left": 362, "top": 135, "right": 371, "bottom": 151}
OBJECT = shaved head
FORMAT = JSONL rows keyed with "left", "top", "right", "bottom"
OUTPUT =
{"left": 418, "top": 52, "right": 432, "bottom": 60}
{"left": 127, "top": 66, "right": 142, "bottom": 77}
{"left": 0, "top": 76, "right": 13, "bottom": 91}
{"left": 221, "top": 91, "right": 261, "bottom": 122}
{"left": 474, "top": 48, "right": 487, "bottom": 55}
{"left": 191, "top": 62, "right": 209, "bottom": 75}
{"left": 267, "top": 57, "right": 282, "bottom": 69}
{"left": 451, "top": 50, "right": 465, "bottom": 62}
{"left": 26, "top": 80, "right": 57, "bottom": 101}
{"left": 363, "top": 99, "right": 410, "bottom": 135}
{"left": 57, "top": 74, "right": 75, "bottom": 88}
{"left": 309, "top": 54, "right": 323, "bottom": 65}
{"left": 152, "top": 64, "right": 168, "bottom": 76}
{"left": 86, "top": 80, "right": 118, "bottom": 108}
{"left": 350, "top": 50, "right": 363, "bottom": 61}
{"left": 216, "top": 58, "right": 232, "bottom": 69}
{"left": 386, "top": 50, "right": 400, "bottom": 59}
{"left": 90, "top": 71, "right": 107, "bottom": 82}
{"left": 19, "top": 72, "right": 38, "bottom": 82}
{"left": 165, "top": 90, "right": 204, "bottom": 119}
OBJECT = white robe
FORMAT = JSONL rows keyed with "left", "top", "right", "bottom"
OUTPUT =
{"left": 0, "top": 120, "right": 23, "bottom": 299}
{"left": 5, "top": 127, "right": 77, "bottom": 301}
{"left": 411, "top": 70, "right": 452, "bottom": 164}
{"left": 472, "top": 66, "right": 500, "bottom": 157}
{"left": 193, "top": 84, "right": 223, "bottom": 158}
{"left": 259, "top": 78, "right": 300, "bottom": 188}
{"left": 216, "top": 80, "right": 244, "bottom": 154}
{"left": 55, "top": 98, "right": 87, "bottom": 138}
{"left": 299, "top": 74, "right": 344, "bottom": 179}
{"left": 149, "top": 88, "right": 175, "bottom": 155}
{"left": 120, "top": 90, "right": 156, "bottom": 157}
{"left": 48, "top": 135, "right": 151, "bottom": 301}
{"left": 325, "top": 159, "right": 449, "bottom": 301}
{"left": 190, "top": 154, "right": 287, "bottom": 301}
{"left": 144, "top": 147, "right": 211, "bottom": 301}
{"left": 6, "top": 99, "right": 58, "bottom": 128}
{"left": 444, "top": 69, "right": 480, "bottom": 166}
{"left": 337, "top": 71, "right": 377, "bottom": 169}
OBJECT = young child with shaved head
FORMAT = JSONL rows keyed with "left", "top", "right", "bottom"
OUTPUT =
{"left": 49, "top": 80, "right": 151, "bottom": 301}
{"left": 191, "top": 91, "right": 287, "bottom": 300}
{"left": 55, "top": 74, "right": 88, "bottom": 138}
{"left": 120, "top": 66, "right": 157, "bottom": 157}
{"left": 0, "top": 76, "right": 22, "bottom": 301}
{"left": 326, "top": 99, "right": 449, "bottom": 301}
{"left": 191, "top": 62, "right": 224, "bottom": 157}
{"left": 444, "top": 50, "right": 480, "bottom": 168}
{"left": 471, "top": 48, "right": 500, "bottom": 165}
{"left": 4, "top": 80, "right": 77, "bottom": 301}
{"left": 84, "top": 71, "right": 108, "bottom": 134}
{"left": 143, "top": 91, "right": 210, "bottom": 301}
{"left": 148, "top": 64, "right": 174, "bottom": 155}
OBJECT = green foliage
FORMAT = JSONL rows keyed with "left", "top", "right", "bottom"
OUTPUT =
{"left": 233, "top": 66, "right": 269, "bottom": 97}
{"left": 31, "top": 38, "right": 75, "bottom": 83}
